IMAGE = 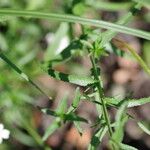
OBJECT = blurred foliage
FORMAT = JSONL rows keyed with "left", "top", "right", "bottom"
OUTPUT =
{"left": 0, "top": 0, "right": 150, "bottom": 150}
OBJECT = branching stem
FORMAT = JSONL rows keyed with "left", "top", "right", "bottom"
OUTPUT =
{"left": 89, "top": 52, "right": 113, "bottom": 137}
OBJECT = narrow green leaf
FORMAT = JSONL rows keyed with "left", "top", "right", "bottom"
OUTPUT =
{"left": 86, "top": 1, "right": 132, "bottom": 11}
{"left": 105, "top": 97, "right": 150, "bottom": 108}
{"left": 67, "top": 88, "right": 83, "bottom": 135}
{"left": 48, "top": 69, "right": 97, "bottom": 86}
{"left": 88, "top": 126, "right": 107, "bottom": 150}
{"left": 101, "top": 3, "right": 142, "bottom": 46}
{"left": 13, "top": 129, "right": 37, "bottom": 147}
{"left": 41, "top": 109, "right": 58, "bottom": 117}
{"left": 127, "top": 97, "right": 150, "bottom": 107}
{"left": 119, "top": 143, "right": 138, "bottom": 150}
{"left": 42, "top": 119, "right": 61, "bottom": 141}
{"left": 0, "top": 52, "right": 51, "bottom": 100}
{"left": 44, "top": 23, "right": 69, "bottom": 61}
{"left": 47, "top": 39, "right": 83, "bottom": 67}
{"left": 138, "top": 122, "right": 150, "bottom": 135}
{"left": 133, "top": 0, "right": 150, "bottom": 5}
{"left": 72, "top": 87, "right": 81, "bottom": 108}
{"left": 74, "top": 121, "right": 83, "bottom": 135}
{"left": 41, "top": 108, "right": 88, "bottom": 123}
{"left": 56, "top": 96, "right": 67, "bottom": 114}
{"left": 0, "top": 9, "right": 150, "bottom": 40}
{"left": 63, "top": 113, "right": 88, "bottom": 123}
{"left": 112, "top": 101, "right": 128, "bottom": 143}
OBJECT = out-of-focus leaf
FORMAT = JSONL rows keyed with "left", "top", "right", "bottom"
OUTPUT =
{"left": 56, "top": 96, "right": 67, "bottom": 114}
{"left": 119, "top": 143, "right": 138, "bottom": 150}
{"left": 0, "top": 33, "right": 8, "bottom": 51}
{"left": 112, "top": 38, "right": 150, "bottom": 76}
{"left": 143, "top": 41, "right": 150, "bottom": 67}
{"left": 67, "top": 88, "right": 83, "bottom": 135}
{"left": 41, "top": 109, "right": 58, "bottom": 117}
{"left": 64, "top": 113, "right": 88, "bottom": 123}
{"left": 105, "top": 97, "right": 150, "bottom": 108}
{"left": 26, "top": 0, "right": 47, "bottom": 10}
{"left": 0, "top": 53, "right": 51, "bottom": 100}
{"left": 133, "top": 0, "right": 150, "bottom": 5}
{"left": 112, "top": 101, "right": 128, "bottom": 143}
{"left": 72, "top": 87, "right": 81, "bottom": 108}
{"left": 48, "top": 69, "right": 97, "bottom": 86}
{"left": 42, "top": 119, "right": 61, "bottom": 141}
{"left": 138, "top": 122, "right": 150, "bottom": 135}
{"left": 41, "top": 108, "right": 88, "bottom": 123}
{"left": 73, "top": 2, "right": 86, "bottom": 15}
{"left": 74, "top": 121, "right": 83, "bottom": 135}
{"left": 44, "top": 23, "right": 69, "bottom": 61}
{"left": 47, "top": 39, "right": 83, "bottom": 67}
{"left": 18, "top": 50, "right": 37, "bottom": 66}
{"left": 88, "top": 126, "right": 107, "bottom": 150}
{"left": 86, "top": 0, "right": 132, "bottom": 11}
{"left": 101, "top": 3, "right": 142, "bottom": 46}
{"left": 13, "top": 129, "right": 37, "bottom": 147}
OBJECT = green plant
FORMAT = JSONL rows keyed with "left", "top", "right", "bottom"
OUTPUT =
{"left": 0, "top": 0, "right": 150, "bottom": 150}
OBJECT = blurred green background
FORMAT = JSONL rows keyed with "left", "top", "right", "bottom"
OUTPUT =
{"left": 0, "top": 0, "right": 150, "bottom": 149}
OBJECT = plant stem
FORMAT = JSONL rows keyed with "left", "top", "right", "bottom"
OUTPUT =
{"left": 22, "top": 119, "right": 51, "bottom": 150}
{"left": 0, "top": 52, "right": 52, "bottom": 100}
{"left": 89, "top": 52, "right": 113, "bottom": 137}
{"left": 0, "top": 9, "right": 149, "bottom": 40}
{"left": 112, "top": 38, "right": 150, "bottom": 76}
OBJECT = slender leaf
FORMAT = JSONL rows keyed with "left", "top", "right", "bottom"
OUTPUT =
{"left": 13, "top": 129, "right": 37, "bottom": 147}
{"left": 88, "top": 126, "right": 107, "bottom": 150}
{"left": 72, "top": 87, "right": 81, "bottom": 108}
{"left": 41, "top": 108, "right": 88, "bottom": 123}
{"left": 138, "top": 122, "right": 150, "bottom": 135}
{"left": 47, "top": 39, "right": 83, "bottom": 67}
{"left": 86, "top": 0, "right": 132, "bottom": 11}
{"left": 0, "top": 9, "right": 150, "bottom": 40}
{"left": 44, "top": 23, "right": 69, "bottom": 61}
{"left": 74, "top": 121, "right": 83, "bottom": 135}
{"left": 67, "top": 88, "right": 83, "bottom": 135}
{"left": 101, "top": 3, "right": 142, "bottom": 46}
{"left": 105, "top": 97, "right": 150, "bottom": 108}
{"left": 42, "top": 119, "right": 61, "bottom": 141}
{"left": 112, "top": 38, "right": 150, "bottom": 76}
{"left": 63, "top": 113, "right": 88, "bottom": 123}
{"left": 48, "top": 69, "right": 97, "bottom": 86}
{"left": 119, "top": 143, "right": 138, "bottom": 150}
{"left": 0, "top": 52, "right": 51, "bottom": 100}
{"left": 56, "top": 96, "right": 67, "bottom": 114}
{"left": 112, "top": 101, "right": 128, "bottom": 143}
{"left": 133, "top": 0, "right": 150, "bottom": 5}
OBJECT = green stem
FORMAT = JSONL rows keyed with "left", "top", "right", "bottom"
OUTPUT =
{"left": 0, "top": 9, "right": 149, "bottom": 40}
{"left": 123, "top": 41, "right": 150, "bottom": 76}
{"left": 22, "top": 119, "right": 51, "bottom": 150}
{"left": 89, "top": 52, "right": 113, "bottom": 137}
{"left": 0, "top": 52, "right": 51, "bottom": 100}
